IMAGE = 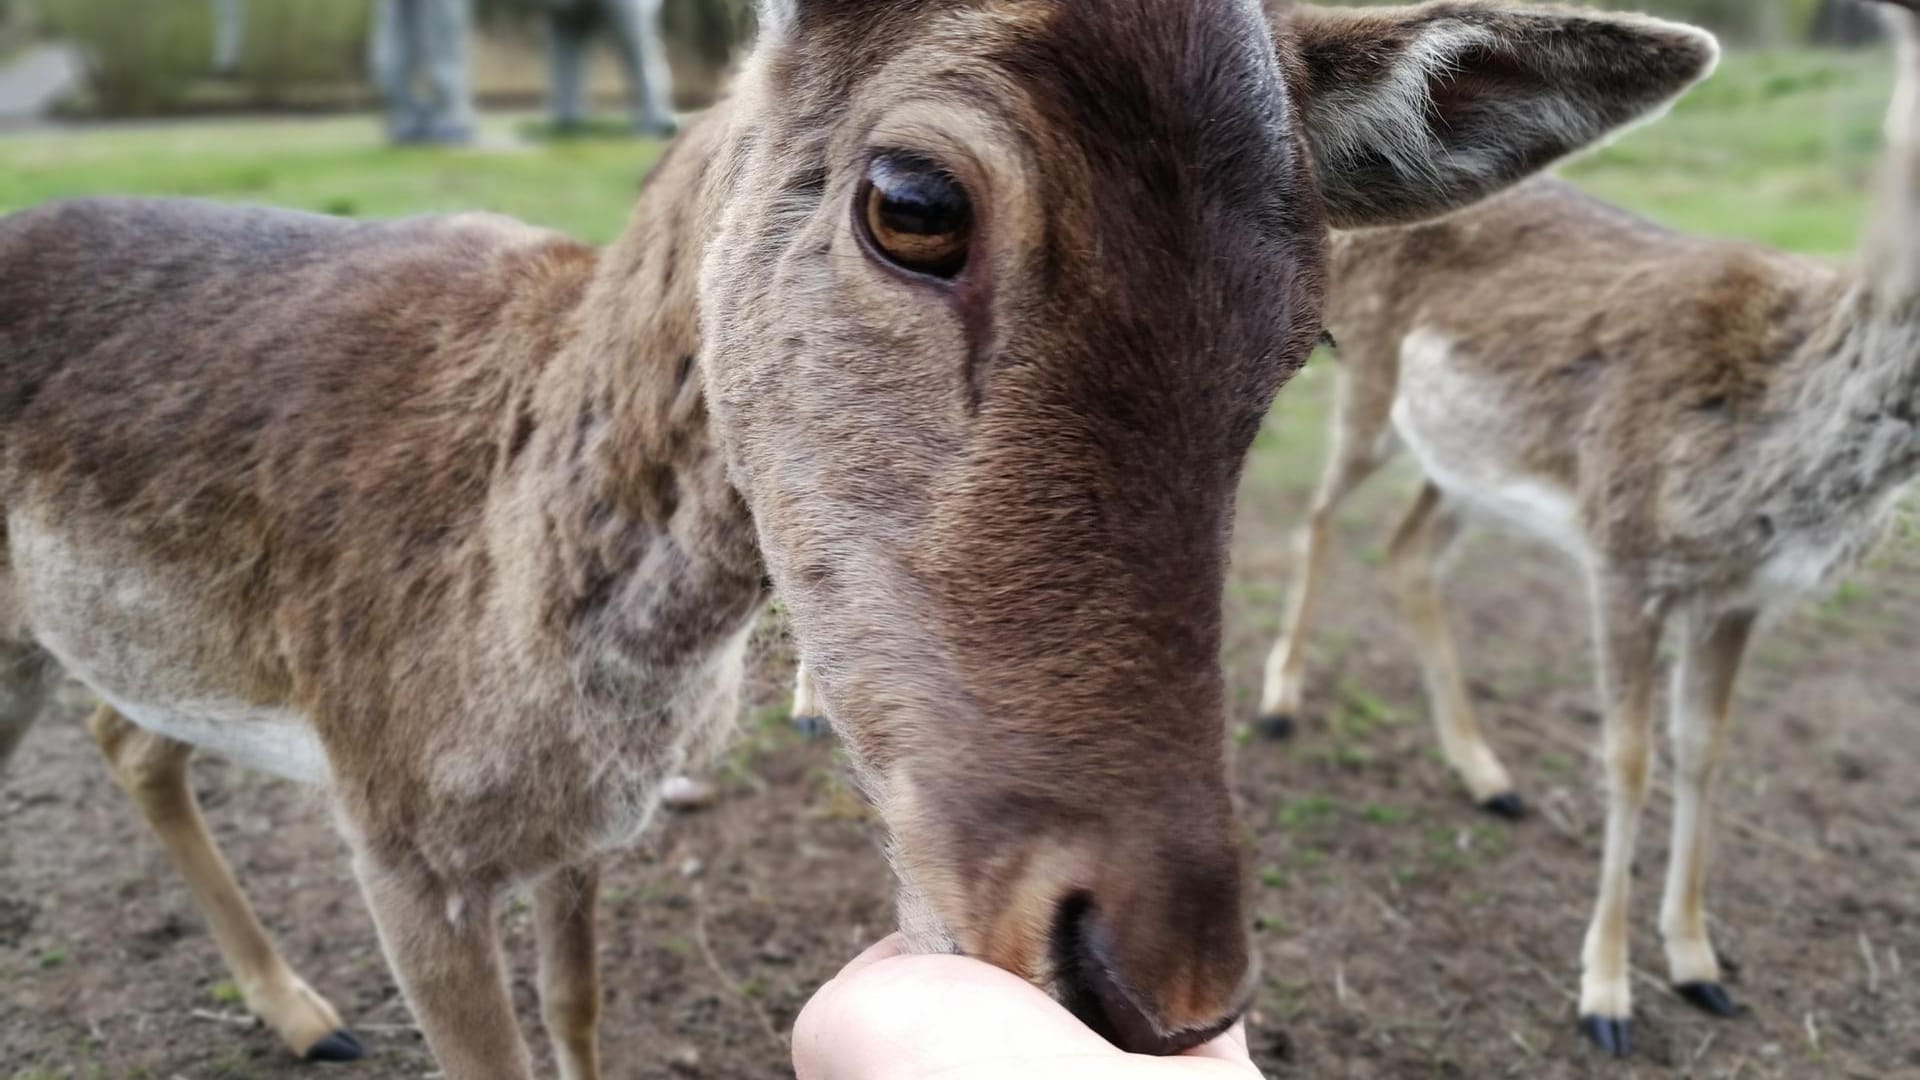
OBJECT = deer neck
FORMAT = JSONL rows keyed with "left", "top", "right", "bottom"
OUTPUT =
{"left": 1750, "top": 287, "right": 1920, "bottom": 536}
{"left": 1752, "top": 17, "right": 1920, "bottom": 529}
{"left": 490, "top": 106, "right": 765, "bottom": 686}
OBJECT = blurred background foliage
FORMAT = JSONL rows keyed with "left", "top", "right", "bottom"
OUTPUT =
{"left": 0, "top": 0, "right": 1889, "bottom": 119}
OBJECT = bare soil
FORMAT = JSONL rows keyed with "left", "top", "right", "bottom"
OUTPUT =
{"left": 4, "top": 362, "right": 1918, "bottom": 1079}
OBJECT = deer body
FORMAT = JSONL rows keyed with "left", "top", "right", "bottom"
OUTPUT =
{"left": 1, "top": 2, "right": 1716, "bottom": 1076}
{"left": 1260, "top": 3, "right": 1919, "bottom": 1057}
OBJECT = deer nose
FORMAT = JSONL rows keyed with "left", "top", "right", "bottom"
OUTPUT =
{"left": 1050, "top": 894, "right": 1244, "bottom": 1056}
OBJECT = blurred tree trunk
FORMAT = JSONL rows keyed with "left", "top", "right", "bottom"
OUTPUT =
{"left": 1812, "top": 0, "right": 1884, "bottom": 45}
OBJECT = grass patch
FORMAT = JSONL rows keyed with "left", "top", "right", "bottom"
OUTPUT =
{"left": 1563, "top": 49, "right": 1890, "bottom": 254}
{"left": 1274, "top": 794, "right": 1340, "bottom": 830}
{"left": 0, "top": 116, "right": 666, "bottom": 244}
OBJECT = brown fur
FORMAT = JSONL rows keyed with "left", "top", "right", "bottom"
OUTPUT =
{"left": 0, "top": 1, "right": 1717, "bottom": 1074}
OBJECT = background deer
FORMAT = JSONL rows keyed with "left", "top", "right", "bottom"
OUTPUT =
{"left": 0, "top": 1, "right": 1714, "bottom": 1077}
{"left": 1257, "top": 0, "right": 1919, "bottom": 1058}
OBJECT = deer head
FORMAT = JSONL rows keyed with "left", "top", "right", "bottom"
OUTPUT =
{"left": 697, "top": 0, "right": 1716, "bottom": 1055}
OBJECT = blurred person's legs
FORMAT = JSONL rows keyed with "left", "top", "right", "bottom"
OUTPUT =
{"left": 370, "top": 0, "right": 427, "bottom": 142}
{"left": 548, "top": 4, "right": 595, "bottom": 132}
{"left": 371, "top": 0, "right": 474, "bottom": 145}
{"left": 602, "top": 0, "right": 676, "bottom": 136}
{"left": 212, "top": 0, "right": 244, "bottom": 77}
{"left": 416, "top": 0, "right": 476, "bottom": 143}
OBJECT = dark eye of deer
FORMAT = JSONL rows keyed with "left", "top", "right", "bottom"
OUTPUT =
{"left": 861, "top": 155, "right": 972, "bottom": 280}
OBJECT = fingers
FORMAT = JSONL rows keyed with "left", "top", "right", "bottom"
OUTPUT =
{"left": 1181, "top": 1021, "right": 1253, "bottom": 1065}
{"left": 831, "top": 932, "right": 913, "bottom": 982}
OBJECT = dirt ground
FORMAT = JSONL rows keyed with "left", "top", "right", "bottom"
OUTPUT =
{"left": 3, "top": 362, "right": 1917, "bottom": 1080}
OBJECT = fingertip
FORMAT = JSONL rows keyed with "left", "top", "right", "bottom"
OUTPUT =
{"left": 1181, "top": 1021, "right": 1253, "bottom": 1064}
{"left": 837, "top": 932, "right": 914, "bottom": 979}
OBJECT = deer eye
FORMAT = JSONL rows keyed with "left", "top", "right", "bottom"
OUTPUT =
{"left": 859, "top": 153, "right": 972, "bottom": 280}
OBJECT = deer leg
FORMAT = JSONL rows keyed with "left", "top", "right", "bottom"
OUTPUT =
{"left": 354, "top": 851, "right": 533, "bottom": 1079}
{"left": 86, "top": 706, "right": 361, "bottom": 1061}
{"left": 1577, "top": 581, "right": 1665, "bottom": 1058}
{"left": 788, "top": 658, "right": 829, "bottom": 738}
{"left": 1660, "top": 608, "right": 1755, "bottom": 1019}
{"left": 0, "top": 642, "right": 54, "bottom": 773}
{"left": 1384, "top": 484, "right": 1519, "bottom": 815}
{"left": 535, "top": 862, "right": 603, "bottom": 1080}
{"left": 1258, "top": 364, "right": 1395, "bottom": 739}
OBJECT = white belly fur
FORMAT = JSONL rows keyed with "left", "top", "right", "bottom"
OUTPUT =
{"left": 1393, "top": 328, "right": 1595, "bottom": 567}
{"left": 9, "top": 517, "right": 332, "bottom": 786}
{"left": 86, "top": 685, "right": 329, "bottom": 785}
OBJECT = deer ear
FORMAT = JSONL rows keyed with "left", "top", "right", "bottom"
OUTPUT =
{"left": 1285, "top": 2, "right": 1718, "bottom": 228}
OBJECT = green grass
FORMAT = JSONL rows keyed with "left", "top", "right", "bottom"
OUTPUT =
{"left": 0, "top": 116, "right": 665, "bottom": 244}
{"left": 1564, "top": 49, "right": 1892, "bottom": 254}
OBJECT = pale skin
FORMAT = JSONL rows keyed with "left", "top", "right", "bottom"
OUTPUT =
{"left": 793, "top": 936, "right": 1261, "bottom": 1080}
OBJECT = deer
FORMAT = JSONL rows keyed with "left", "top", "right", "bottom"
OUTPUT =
{"left": 0, "top": 2, "right": 1715, "bottom": 1077}
{"left": 1254, "top": 0, "right": 1920, "bottom": 1059}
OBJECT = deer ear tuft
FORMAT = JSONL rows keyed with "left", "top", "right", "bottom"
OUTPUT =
{"left": 1288, "top": 1, "right": 1719, "bottom": 228}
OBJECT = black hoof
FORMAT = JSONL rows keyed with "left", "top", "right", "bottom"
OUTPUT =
{"left": 1579, "top": 1015, "right": 1631, "bottom": 1059}
{"left": 790, "top": 714, "right": 830, "bottom": 739}
{"left": 1676, "top": 981, "right": 1745, "bottom": 1018}
{"left": 1479, "top": 792, "right": 1527, "bottom": 820}
{"left": 305, "top": 1029, "right": 366, "bottom": 1063}
{"left": 1254, "top": 713, "right": 1297, "bottom": 741}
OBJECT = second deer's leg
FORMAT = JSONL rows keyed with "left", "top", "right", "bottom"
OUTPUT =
{"left": 788, "top": 657, "right": 828, "bottom": 738}
{"left": 86, "top": 706, "right": 361, "bottom": 1061}
{"left": 354, "top": 851, "right": 534, "bottom": 1080}
{"left": 1385, "top": 484, "right": 1519, "bottom": 815}
{"left": 1660, "top": 608, "right": 1755, "bottom": 1018}
{"left": 1258, "top": 363, "right": 1396, "bottom": 738}
{"left": 1577, "top": 581, "right": 1666, "bottom": 1058}
{"left": 0, "top": 641, "right": 55, "bottom": 773}
{"left": 535, "top": 862, "right": 603, "bottom": 1080}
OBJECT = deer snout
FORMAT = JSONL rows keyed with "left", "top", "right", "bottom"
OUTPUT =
{"left": 1049, "top": 892, "right": 1249, "bottom": 1055}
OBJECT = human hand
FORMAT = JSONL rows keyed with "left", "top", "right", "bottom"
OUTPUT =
{"left": 793, "top": 935, "right": 1263, "bottom": 1080}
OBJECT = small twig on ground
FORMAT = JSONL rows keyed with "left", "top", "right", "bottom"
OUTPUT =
{"left": 1691, "top": 1029, "right": 1718, "bottom": 1065}
{"left": 188, "top": 1009, "right": 256, "bottom": 1028}
{"left": 1861, "top": 931, "right": 1882, "bottom": 994}
{"left": 1804, "top": 1012, "right": 1823, "bottom": 1058}
{"left": 1507, "top": 1030, "right": 1535, "bottom": 1058}
{"left": 693, "top": 882, "right": 787, "bottom": 1054}
{"left": 1631, "top": 964, "right": 1672, "bottom": 998}
{"left": 353, "top": 1023, "right": 424, "bottom": 1035}
{"left": 1507, "top": 948, "right": 1578, "bottom": 1006}
{"left": 1362, "top": 885, "right": 1411, "bottom": 930}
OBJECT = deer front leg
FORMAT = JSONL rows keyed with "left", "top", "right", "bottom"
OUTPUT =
{"left": 789, "top": 658, "right": 829, "bottom": 738}
{"left": 1577, "top": 581, "right": 1665, "bottom": 1058}
{"left": 535, "top": 863, "right": 603, "bottom": 1080}
{"left": 87, "top": 706, "right": 361, "bottom": 1061}
{"left": 1385, "top": 484, "right": 1520, "bottom": 817}
{"left": 1258, "top": 364, "right": 1394, "bottom": 740}
{"left": 1660, "top": 608, "right": 1755, "bottom": 1019}
{"left": 354, "top": 851, "right": 533, "bottom": 1079}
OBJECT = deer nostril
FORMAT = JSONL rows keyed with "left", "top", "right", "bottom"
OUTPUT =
{"left": 1049, "top": 893, "right": 1240, "bottom": 1056}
